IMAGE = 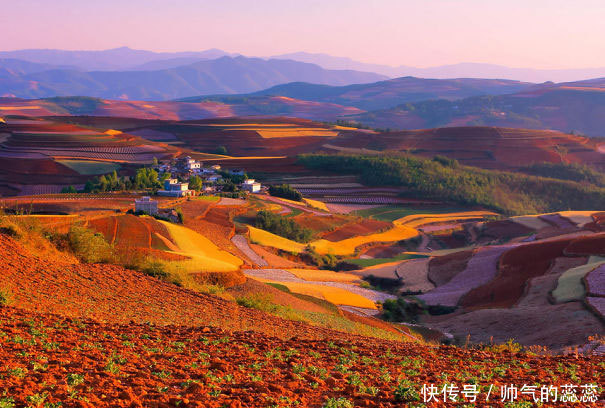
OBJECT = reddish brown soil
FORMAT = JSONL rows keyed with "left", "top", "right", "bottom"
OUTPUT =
{"left": 293, "top": 214, "right": 349, "bottom": 234}
{"left": 564, "top": 232, "right": 605, "bottom": 256}
{"left": 478, "top": 220, "right": 535, "bottom": 240}
{"left": 322, "top": 219, "right": 392, "bottom": 242}
{"left": 0, "top": 306, "right": 600, "bottom": 408}
{"left": 427, "top": 250, "right": 474, "bottom": 286}
{"left": 248, "top": 244, "right": 307, "bottom": 268}
{"left": 0, "top": 234, "right": 341, "bottom": 339}
{"left": 460, "top": 239, "right": 573, "bottom": 309}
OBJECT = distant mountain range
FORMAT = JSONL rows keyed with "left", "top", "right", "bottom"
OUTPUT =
{"left": 0, "top": 55, "right": 386, "bottom": 100}
{"left": 273, "top": 52, "right": 605, "bottom": 83}
{"left": 0, "top": 47, "right": 237, "bottom": 71}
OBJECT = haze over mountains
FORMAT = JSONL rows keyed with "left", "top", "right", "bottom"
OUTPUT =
{"left": 273, "top": 52, "right": 605, "bottom": 83}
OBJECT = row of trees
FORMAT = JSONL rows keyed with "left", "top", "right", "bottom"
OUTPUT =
{"left": 269, "top": 184, "right": 303, "bottom": 201}
{"left": 298, "top": 153, "right": 605, "bottom": 215}
{"left": 80, "top": 168, "right": 168, "bottom": 193}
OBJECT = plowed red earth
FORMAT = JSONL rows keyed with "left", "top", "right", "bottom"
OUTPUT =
{"left": 427, "top": 250, "right": 474, "bottom": 286}
{"left": 564, "top": 232, "right": 605, "bottom": 256}
{"left": 460, "top": 239, "right": 572, "bottom": 309}
{"left": 0, "top": 306, "right": 602, "bottom": 408}
{"left": 322, "top": 219, "right": 392, "bottom": 242}
{"left": 0, "top": 234, "right": 342, "bottom": 339}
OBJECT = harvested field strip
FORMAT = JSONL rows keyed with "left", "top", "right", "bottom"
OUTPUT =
{"left": 511, "top": 215, "right": 551, "bottom": 230}
{"left": 160, "top": 221, "right": 243, "bottom": 272}
{"left": 395, "top": 258, "right": 434, "bottom": 293}
{"left": 585, "top": 264, "right": 605, "bottom": 297}
{"left": 288, "top": 269, "right": 360, "bottom": 283}
{"left": 552, "top": 259, "right": 605, "bottom": 303}
{"left": 586, "top": 296, "right": 605, "bottom": 321}
{"left": 539, "top": 213, "right": 576, "bottom": 229}
{"left": 231, "top": 234, "right": 268, "bottom": 267}
{"left": 427, "top": 250, "right": 474, "bottom": 286}
{"left": 310, "top": 225, "right": 418, "bottom": 256}
{"left": 558, "top": 211, "right": 597, "bottom": 227}
{"left": 462, "top": 239, "right": 576, "bottom": 309}
{"left": 248, "top": 226, "right": 305, "bottom": 254}
{"left": 418, "top": 244, "right": 517, "bottom": 307}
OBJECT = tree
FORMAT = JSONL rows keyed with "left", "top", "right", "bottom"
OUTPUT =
{"left": 189, "top": 175, "right": 203, "bottom": 191}
{"left": 61, "top": 185, "right": 77, "bottom": 194}
{"left": 215, "top": 146, "right": 228, "bottom": 155}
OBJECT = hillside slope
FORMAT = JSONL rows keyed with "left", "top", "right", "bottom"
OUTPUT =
{"left": 348, "top": 79, "right": 605, "bottom": 136}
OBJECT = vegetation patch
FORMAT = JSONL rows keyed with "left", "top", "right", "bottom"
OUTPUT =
{"left": 57, "top": 160, "right": 121, "bottom": 175}
{"left": 299, "top": 153, "right": 605, "bottom": 215}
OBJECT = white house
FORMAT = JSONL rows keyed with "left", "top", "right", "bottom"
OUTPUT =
{"left": 241, "top": 179, "right": 261, "bottom": 193}
{"left": 157, "top": 178, "right": 191, "bottom": 197}
{"left": 134, "top": 196, "right": 158, "bottom": 215}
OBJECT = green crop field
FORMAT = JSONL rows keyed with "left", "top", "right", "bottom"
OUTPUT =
{"left": 57, "top": 160, "right": 121, "bottom": 175}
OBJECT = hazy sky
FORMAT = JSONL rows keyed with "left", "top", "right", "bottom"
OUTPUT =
{"left": 1, "top": 0, "right": 604, "bottom": 69}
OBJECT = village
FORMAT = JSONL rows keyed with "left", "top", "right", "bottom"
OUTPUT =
{"left": 134, "top": 155, "right": 264, "bottom": 220}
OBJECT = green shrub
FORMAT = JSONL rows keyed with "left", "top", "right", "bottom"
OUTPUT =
{"left": 269, "top": 184, "right": 303, "bottom": 201}
{"left": 0, "top": 288, "right": 12, "bottom": 306}
{"left": 67, "top": 226, "right": 113, "bottom": 263}
{"left": 323, "top": 397, "right": 354, "bottom": 408}
{"left": 393, "top": 379, "right": 420, "bottom": 402}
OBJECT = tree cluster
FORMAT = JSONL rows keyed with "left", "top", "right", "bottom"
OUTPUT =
{"left": 254, "top": 210, "right": 313, "bottom": 243}
{"left": 268, "top": 184, "right": 303, "bottom": 201}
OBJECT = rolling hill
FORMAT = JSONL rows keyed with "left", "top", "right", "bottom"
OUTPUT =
{"left": 347, "top": 79, "right": 605, "bottom": 136}
{"left": 186, "top": 77, "right": 532, "bottom": 111}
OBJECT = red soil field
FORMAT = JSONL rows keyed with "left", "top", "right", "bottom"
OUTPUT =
{"left": 0, "top": 233, "right": 347, "bottom": 338}
{"left": 427, "top": 250, "right": 474, "bottom": 286}
{"left": 322, "top": 219, "right": 392, "bottom": 242}
{"left": 293, "top": 214, "right": 349, "bottom": 234}
{"left": 1, "top": 306, "right": 600, "bottom": 408}
{"left": 460, "top": 238, "right": 573, "bottom": 309}
{"left": 564, "top": 232, "right": 605, "bottom": 256}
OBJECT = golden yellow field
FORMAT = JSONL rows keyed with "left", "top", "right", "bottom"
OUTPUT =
{"left": 310, "top": 225, "right": 418, "bottom": 256}
{"left": 0, "top": 106, "right": 42, "bottom": 110}
{"left": 267, "top": 281, "right": 377, "bottom": 309}
{"left": 255, "top": 129, "right": 339, "bottom": 138}
{"left": 394, "top": 211, "right": 497, "bottom": 228}
{"left": 302, "top": 198, "right": 329, "bottom": 212}
{"left": 160, "top": 221, "right": 243, "bottom": 272}
{"left": 248, "top": 226, "right": 306, "bottom": 253}
{"left": 288, "top": 269, "right": 359, "bottom": 283}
